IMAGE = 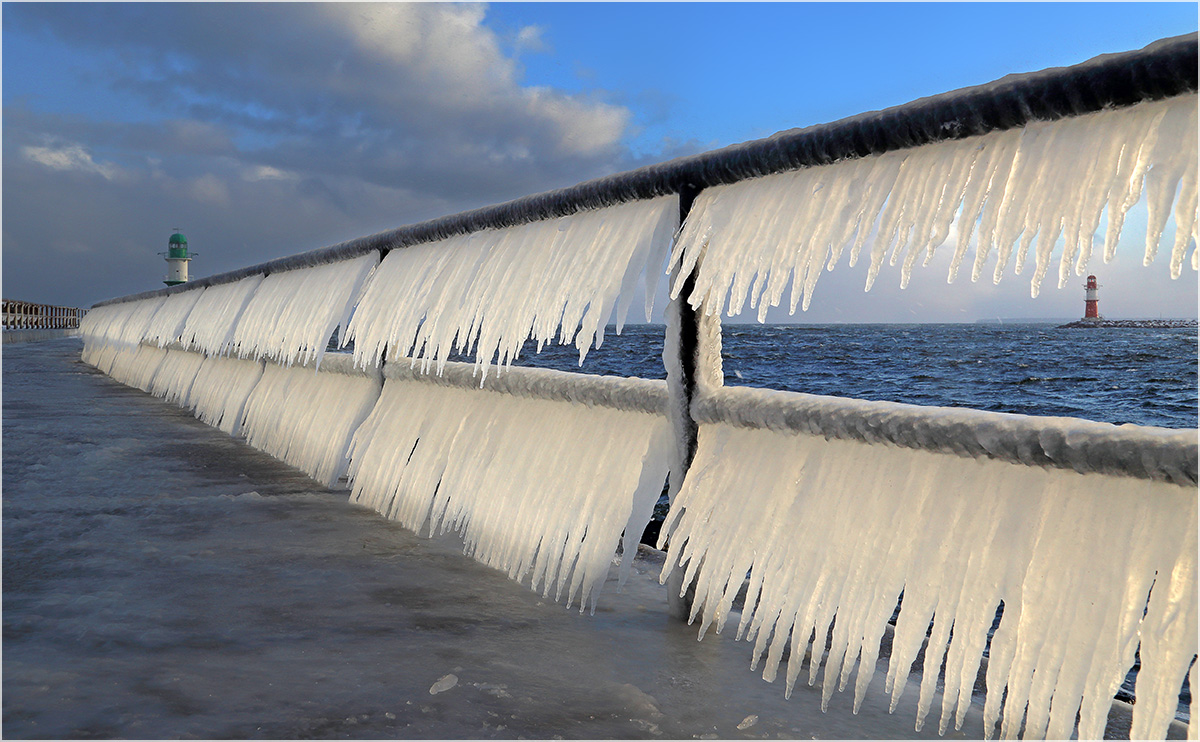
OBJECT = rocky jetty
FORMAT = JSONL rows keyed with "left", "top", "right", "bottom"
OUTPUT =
{"left": 1058, "top": 318, "right": 1198, "bottom": 329}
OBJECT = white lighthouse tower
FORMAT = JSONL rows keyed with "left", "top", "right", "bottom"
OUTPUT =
{"left": 160, "top": 230, "right": 195, "bottom": 286}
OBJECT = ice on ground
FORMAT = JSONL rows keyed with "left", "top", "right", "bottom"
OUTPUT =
{"left": 670, "top": 93, "right": 1199, "bottom": 317}
{"left": 658, "top": 421, "right": 1197, "bottom": 740}
{"left": 429, "top": 674, "right": 459, "bottom": 695}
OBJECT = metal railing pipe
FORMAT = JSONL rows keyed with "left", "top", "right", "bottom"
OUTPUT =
{"left": 693, "top": 385, "right": 1198, "bottom": 487}
{"left": 92, "top": 33, "right": 1196, "bottom": 308}
{"left": 382, "top": 359, "right": 669, "bottom": 417}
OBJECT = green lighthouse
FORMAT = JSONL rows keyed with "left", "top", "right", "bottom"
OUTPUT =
{"left": 162, "top": 231, "right": 194, "bottom": 286}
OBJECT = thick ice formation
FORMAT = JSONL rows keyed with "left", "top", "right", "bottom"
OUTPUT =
{"left": 143, "top": 290, "right": 205, "bottom": 347}
{"left": 185, "top": 354, "right": 265, "bottom": 435}
{"left": 347, "top": 196, "right": 678, "bottom": 377}
{"left": 670, "top": 94, "right": 1199, "bottom": 316}
{"left": 97, "top": 296, "right": 166, "bottom": 347}
{"left": 80, "top": 298, "right": 167, "bottom": 372}
{"left": 692, "top": 385, "right": 1197, "bottom": 486}
{"left": 239, "top": 359, "right": 381, "bottom": 488}
{"left": 86, "top": 341, "right": 376, "bottom": 486}
{"left": 107, "top": 343, "right": 169, "bottom": 393}
{"left": 81, "top": 337, "right": 126, "bottom": 377}
{"left": 178, "top": 275, "right": 264, "bottom": 356}
{"left": 146, "top": 348, "right": 208, "bottom": 406}
{"left": 658, "top": 421, "right": 1197, "bottom": 740}
{"left": 381, "top": 358, "right": 668, "bottom": 415}
{"left": 73, "top": 79, "right": 1195, "bottom": 742}
{"left": 348, "top": 375, "right": 672, "bottom": 611}
{"left": 230, "top": 254, "right": 378, "bottom": 367}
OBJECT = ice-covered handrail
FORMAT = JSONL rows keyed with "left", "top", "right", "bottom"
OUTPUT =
{"left": 383, "top": 359, "right": 668, "bottom": 417}
{"left": 158, "top": 343, "right": 381, "bottom": 379}
{"left": 154, "top": 345, "right": 656, "bottom": 410}
{"left": 91, "top": 33, "right": 1195, "bottom": 309}
{"left": 694, "top": 385, "right": 1197, "bottom": 486}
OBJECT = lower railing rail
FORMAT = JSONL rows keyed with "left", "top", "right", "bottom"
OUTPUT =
{"left": 694, "top": 385, "right": 1197, "bottom": 486}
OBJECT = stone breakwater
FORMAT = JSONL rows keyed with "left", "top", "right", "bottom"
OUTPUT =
{"left": 1058, "top": 319, "right": 1198, "bottom": 329}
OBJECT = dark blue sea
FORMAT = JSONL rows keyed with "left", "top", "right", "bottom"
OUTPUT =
{"left": 507, "top": 322, "right": 1198, "bottom": 429}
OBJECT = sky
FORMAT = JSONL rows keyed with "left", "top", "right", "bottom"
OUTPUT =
{"left": 3, "top": 2, "right": 1197, "bottom": 322}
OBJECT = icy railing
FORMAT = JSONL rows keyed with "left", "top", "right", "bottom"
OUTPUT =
{"left": 661, "top": 386, "right": 1196, "bottom": 740}
{"left": 77, "top": 33, "right": 1198, "bottom": 741}
{"left": 350, "top": 360, "right": 671, "bottom": 613}
{"left": 669, "top": 94, "right": 1197, "bottom": 319}
{"left": 88, "top": 340, "right": 673, "bottom": 613}
{"left": 693, "top": 385, "right": 1196, "bottom": 486}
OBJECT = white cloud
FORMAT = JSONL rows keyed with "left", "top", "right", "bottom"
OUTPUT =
{"left": 242, "top": 165, "right": 296, "bottom": 182}
{"left": 321, "top": 3, "right": 627, "bottom": 160}
{"left": 187, "top": 174, "right": 230, "bottom": 206}
{"left": 515, "top": 24, "right": 548, "bottom": 53}
{"left": 22, "top": 143, "right": 120, "bottom": 180}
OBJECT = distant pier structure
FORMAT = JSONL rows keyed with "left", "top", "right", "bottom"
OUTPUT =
{"left": 160, "top": 230, "right": 195, "bottom": 287}
{"left": 1084, "top": 275, "right": 1101, "bottom": 320}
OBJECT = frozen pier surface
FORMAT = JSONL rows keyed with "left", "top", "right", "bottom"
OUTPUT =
{"left": 0, "top": 339, "right": 1181, "bottom": 740}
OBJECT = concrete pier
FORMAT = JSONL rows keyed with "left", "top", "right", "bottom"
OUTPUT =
{"left": 2, "top": 339, "right": 1179, "bottom": 739}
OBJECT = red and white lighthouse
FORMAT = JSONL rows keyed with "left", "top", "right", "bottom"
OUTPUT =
{"left": 1083, "top": 275, "right": 1101, "bottom": 320}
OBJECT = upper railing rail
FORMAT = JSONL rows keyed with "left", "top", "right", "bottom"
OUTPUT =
{"left": 93, "top": 33, "right": 1197, "bottom": 309}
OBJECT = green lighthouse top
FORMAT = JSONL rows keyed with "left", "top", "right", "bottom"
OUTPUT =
{"left": 167, "top": 231, "right": 189, "bottom": 259}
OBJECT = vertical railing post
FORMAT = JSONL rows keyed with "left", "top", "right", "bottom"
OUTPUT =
{"left": 663, "top": 183, "right": 723, "bottom": 621}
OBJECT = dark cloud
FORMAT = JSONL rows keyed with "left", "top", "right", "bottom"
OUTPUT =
{"left": 4, "top": 3, "right": 653, "bottom": 306}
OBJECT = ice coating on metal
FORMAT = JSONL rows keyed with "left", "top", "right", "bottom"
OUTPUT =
{"left": 658, "top": 422, "right": 1196, "bottom": 740}
{"left": 146, "top": 348, "right": 208, "bottom": 407}
{"left": 90, "top": 34, "right": 1196, "bottom": 310}
{"left": 143, "top": 290, "right": 205, "bottom": 347}
{"left": 230, "top": 254, "right": 379, "bottom": 368}
{"left": 179, "top": 275, "right": 264, "bottom": 356}
{"left": 79, "top": 295, "right": 165, "bottom": 349}
{"left": 239, "top": 362, "right": 382, "bottom": 488}
{"left": 296, "top": 350, "right": 383, "bottom": 380}
{"left": 103, "top": 343, "right": 168, "bottom": 393}
{"left": 694, "top": 385, "right": 1197, "bottom": 486}
{"left": 381, "top": 357, "right": 668, "bottom": 416}
{"left": 185, "top": 354, "right": 265, "bottom": 436}
{"left": 348, "top": 377, "right": 672, "bottom": 613}
{"left": 347, "top": 197, "right": 678, "bottom": 376}
{"left": 670, "top": 94, "right": 1199, "bottom": 317}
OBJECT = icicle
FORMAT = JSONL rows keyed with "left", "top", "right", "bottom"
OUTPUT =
{"left": 658, "top": 419, "right": 1195, "bottom": 740}
{"left": 185, "top": 354, "right": 265, "bottom": 435}
{"left": 144, "top": 290, "right": 206, "bottom": 348}
{"left": 669, "top": 94, "right": 1199, "bottom": 316}
{"left": 348, "top": 197, "right": 678, "bottom": 376}
{"left": 178, "top": 275, "right": 264, "bottom": 356}
{"left": 107, "top": 343, "right": 169, "bottom": 392}
{"left": 146, "top": 348, "right": 207, "bottom": 406}
{"left": 230, "top": 253, "right": 378, "bottom": 367}
{"left": 239, "top": 357, "right": 382, "bottom": 488}
{"left": 348, "top": 375, "right": 672, "bottom": 611}
{"left": 80, "top": 297, "right": 170, "bottom": 372}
